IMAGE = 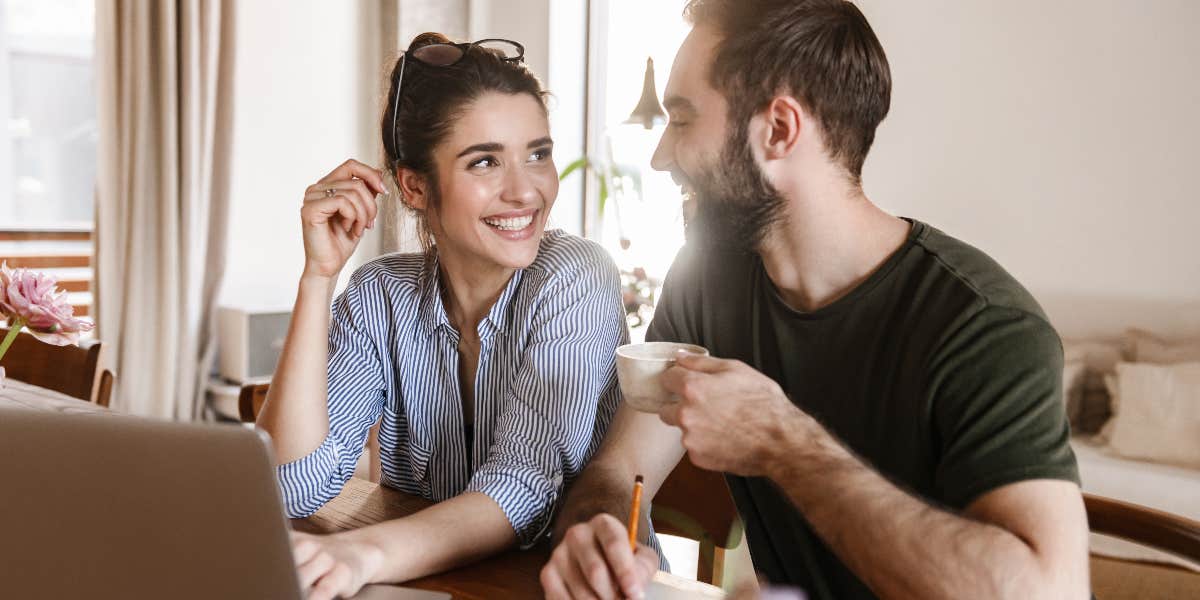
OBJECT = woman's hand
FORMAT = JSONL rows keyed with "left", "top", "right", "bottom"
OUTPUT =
{"left": 290, "top": 530, "right": 386, "bottom": 600}
{"left": 301, "top": 159, "right": 387, "bottom": 280}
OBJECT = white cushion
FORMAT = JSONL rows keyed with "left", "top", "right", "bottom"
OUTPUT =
{"left": 1126, "top": 328, "right": 1200, "bottom": 364}
{"left": 1106, "top": 362, "right": 1200, "bottom": 469}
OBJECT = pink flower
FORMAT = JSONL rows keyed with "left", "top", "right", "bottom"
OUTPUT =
{"left": 0, "top": 262, "right": 94, "bottom": 346}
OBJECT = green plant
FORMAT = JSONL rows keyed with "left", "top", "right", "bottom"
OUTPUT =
{"left": 558, "top": 155, "right": 642, "bottom": 217}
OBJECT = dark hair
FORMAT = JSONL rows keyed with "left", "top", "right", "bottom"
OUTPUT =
{"left": 381, "top": 32, "right": 548, "bottom": 251}
{"left": 684, "top": 0, "right": 891, "bottom": 184}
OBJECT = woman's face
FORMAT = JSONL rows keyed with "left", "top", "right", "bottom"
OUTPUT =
{"left": 422, "top": 91, "right": 558, "bottom": 272}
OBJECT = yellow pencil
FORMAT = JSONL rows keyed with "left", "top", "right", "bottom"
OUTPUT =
{"left": 628, "top": 474, "right": 644, "bottom": 552}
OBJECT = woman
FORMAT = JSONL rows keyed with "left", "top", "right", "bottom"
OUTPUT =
{"left": 255, "top": 33, "right": 626, "bottom": 599}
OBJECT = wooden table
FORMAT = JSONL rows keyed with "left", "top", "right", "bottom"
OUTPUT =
{"left": 0, "top": 377, "right": 110, "bottom": 414}
{"left": 4, "top": 379, "right": 708, "bottom": 599}
{"left": 294, "top": 478, "right": 549, "bottom": 599}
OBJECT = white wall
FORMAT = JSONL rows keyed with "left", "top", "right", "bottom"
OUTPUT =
{"left": 222, "top": 1, "right": 587, "bottom": 310}
{"left": 470, "top": 0, "right": 587, "bottom": 236}
{"left": 221, "top": 0, "right": 373, "bottom": 310}
{"left": 857, "top": 0, "right": 1200, "bottom": 339}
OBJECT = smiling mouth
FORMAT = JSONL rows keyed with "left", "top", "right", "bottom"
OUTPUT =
{"left": 482, "top": 211, "right": 537, "bottom": 232}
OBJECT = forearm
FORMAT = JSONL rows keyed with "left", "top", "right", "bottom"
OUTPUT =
{"left": 772, "top": 421, "right": 1067, "bottom": 599}
{"left": 348, "top": 492, "right": 517, "bottom": 583}
{"left": 553, "top": 408, "right": 683, "bottom": 545}
{"left": 554, "top": 461, "right": 645, "bottom": 544}
{"left": 257, "top": 274, "right": 338, "bottom": 463}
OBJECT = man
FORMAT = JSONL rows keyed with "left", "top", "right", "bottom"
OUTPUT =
{"left": 540, "top": 1, "right": 1089, "bottom": 599}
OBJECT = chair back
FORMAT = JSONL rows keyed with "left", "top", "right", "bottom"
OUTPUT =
{"left": 1084, "top": 493, "right": 1200, "bottom": 598}
{"left": 96, "top": 369, "right": 115, "bottom": 408}
{"left": 0, "top": 327, "right": 107, "bottom": 405}
{"left": 652, "top": 454, "right": 741, "bottom": 585}
{"left": 1084, "top": 493, "right": 1200, "bottom": 563}
{"left": 238, "top": 382, "right": 270, "bottom": 422}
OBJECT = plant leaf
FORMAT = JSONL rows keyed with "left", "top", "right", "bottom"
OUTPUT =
{"left": 598, "top": 175, "right": 609, "bottom": 214}
{"left": 558, "top": 157, "right": 589, "bottom": 181}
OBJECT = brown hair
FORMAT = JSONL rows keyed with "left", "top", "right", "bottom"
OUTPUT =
{"left": 684, "top": 0, "right": 891, "bottom": 184}
{"left": 381, "top": 32, "right": 548, "bottom": 252}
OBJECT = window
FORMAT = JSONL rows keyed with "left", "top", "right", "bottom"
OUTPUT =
{"left": 0, "top": 0, "right": 96, "bottom": 320}
{"left": 586, "top": 0, "right": 691, "bottom": 341}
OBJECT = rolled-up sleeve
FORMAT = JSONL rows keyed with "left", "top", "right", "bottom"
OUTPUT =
{"left": 466, "top": 255, "right": 626, "bottom": 547}
{"left": 275, "top": 279, "right": 386, "bottom": 518}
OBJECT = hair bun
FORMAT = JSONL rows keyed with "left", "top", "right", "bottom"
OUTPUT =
{"left": 408, "top": 32, "right": 453, "bottom": 52}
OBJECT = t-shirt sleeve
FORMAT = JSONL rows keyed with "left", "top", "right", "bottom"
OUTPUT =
{"left": 928, "top": 305, "right": 1080, "bottom": 509}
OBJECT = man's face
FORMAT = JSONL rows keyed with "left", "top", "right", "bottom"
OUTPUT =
{"left": 651, "top": 25, "right": 785, "bottom": 252}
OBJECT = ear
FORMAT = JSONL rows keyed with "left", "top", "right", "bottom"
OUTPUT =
{"left": 395, "top": 168, "right": 430, "bottom": 210}
{"left": 758, "top": 95, "right": 804, "bottom": 160}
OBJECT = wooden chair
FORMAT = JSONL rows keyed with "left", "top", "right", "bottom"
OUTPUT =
{"left": 1084, "top": 493, "right": 1200, "bottom": 598}
{"left": 651, "top": 454, "right": 741, "bottom": 586}
{"left": 238, "top": 381, "right": 382, "bottom": 482}
{"left": 238, "top": 382, "right": 271, "bottom": 423}
{"left": 0, "top": 326, "right": 113, "bottom": 406}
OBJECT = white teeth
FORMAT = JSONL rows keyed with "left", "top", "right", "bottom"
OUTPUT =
{"left": 483, "top": 214, "right": 534, "bottom": 231}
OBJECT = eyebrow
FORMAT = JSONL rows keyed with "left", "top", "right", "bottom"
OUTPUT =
{"left": 455, "top": 137, "right": 554, "bottom": 158}
{"left": 663, "top": 95, "right": 697, "bottom": 114}
{"left": 456, "top": 142, "right": 502, "bottom": 158}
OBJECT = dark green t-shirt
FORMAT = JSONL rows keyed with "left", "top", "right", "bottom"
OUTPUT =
{"left": 646, "top": 220, "right": 1079, "bottom": 599}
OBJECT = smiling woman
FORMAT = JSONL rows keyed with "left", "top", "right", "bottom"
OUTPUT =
{"left": 251, "top": 31, "right": 628, "bottom": 600}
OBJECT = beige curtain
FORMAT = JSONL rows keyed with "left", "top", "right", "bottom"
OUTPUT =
{"left": 94, "top": 0, "right": 235, "bottom": 419}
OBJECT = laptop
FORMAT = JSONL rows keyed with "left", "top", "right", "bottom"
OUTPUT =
{"left": 0, "top": 407, "right": 448, "bottom": 599}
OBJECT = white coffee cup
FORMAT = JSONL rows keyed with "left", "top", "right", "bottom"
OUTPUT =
{"left": 615, "top": 342, "right": 710, "bottom": 413}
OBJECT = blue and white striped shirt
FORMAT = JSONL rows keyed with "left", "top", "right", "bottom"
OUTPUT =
{"left": 275, "top": 230, "right": 626, "bottom": 547}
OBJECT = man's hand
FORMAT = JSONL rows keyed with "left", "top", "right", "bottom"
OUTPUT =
{"left": 540, "top": 513, "right": 659, "bottom": 600}
{"left": 658, "top": 351, "right": 813, "bottom": 476}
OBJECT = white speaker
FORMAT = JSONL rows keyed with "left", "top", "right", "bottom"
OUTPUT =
{"left": 217, "top": 306, "right": 291, "bottom": 384}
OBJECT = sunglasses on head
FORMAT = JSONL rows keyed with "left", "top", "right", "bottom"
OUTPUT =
{"left": 388, "top": 38, "right": 526, "bottom": 162}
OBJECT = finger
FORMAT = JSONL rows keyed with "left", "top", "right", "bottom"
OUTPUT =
{"left": 296, "top": 550, "right": 335, "bottom": 590}
{"left": 323, "top": 178, "right": 376, "bottom": 227}
{"left": 674, "top": 349, "right": 726, "bottom": 373}
{"left": 594, "top": 517, "right": 652, "bottom": 599}
{"left": 346, "top": 177, "right": 380, "bottom": 228}
{"left": 576, "top": 535, "right": 619, "bottom": 599}
{"left": 290, "top": 537, "right": 320, "bottom": 566}
{"left": 311, "top": 563, "right": 355, "bottom": 600}
{"left": 563, "top": 524, "right": 608, "bottom": 599}
{"left": 660, "top": 365, "right": 709, "bottom": 405}
{"left": 658, "top": 402, "right": 682, "bottom": 427}
{"left": 343, "top": 178, "right": 379, "bottom": 232}
{"left": 305, "top": 185, "right": 365, "bottom": 236}
{"left": 319, "top": 158, "right": 387, "bottom": 195}
{"left": 562, "top": 556, "right": 601, "bottom": 600}
{"left": 302, "top": 196, "right": 359, "bottom": 233}
{"left": 634, "top": 544, "right": 660, "bottom": 584}
{"left": 540, "top": 559, "right": 572, "bottom": 600}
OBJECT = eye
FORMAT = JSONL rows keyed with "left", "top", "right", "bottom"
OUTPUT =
{"left": 468, "top": 155, "right": 498, "bottom": 169}
{"left": 667, "top": 120, "right": 688, "bottom": 129}
{"left": 529, "top": 147, "right": 553, "bottom": 162}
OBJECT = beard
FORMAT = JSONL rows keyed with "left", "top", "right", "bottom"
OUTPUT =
{"left": 685, "top": 123, "right": 786, "bottom": 254}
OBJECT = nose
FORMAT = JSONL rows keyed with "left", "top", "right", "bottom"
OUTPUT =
{"left": 650, "top": 127, "right": 674, "bottom": 173}
{"left": 501, "top": 164, "right": 540, "bottom": 205}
